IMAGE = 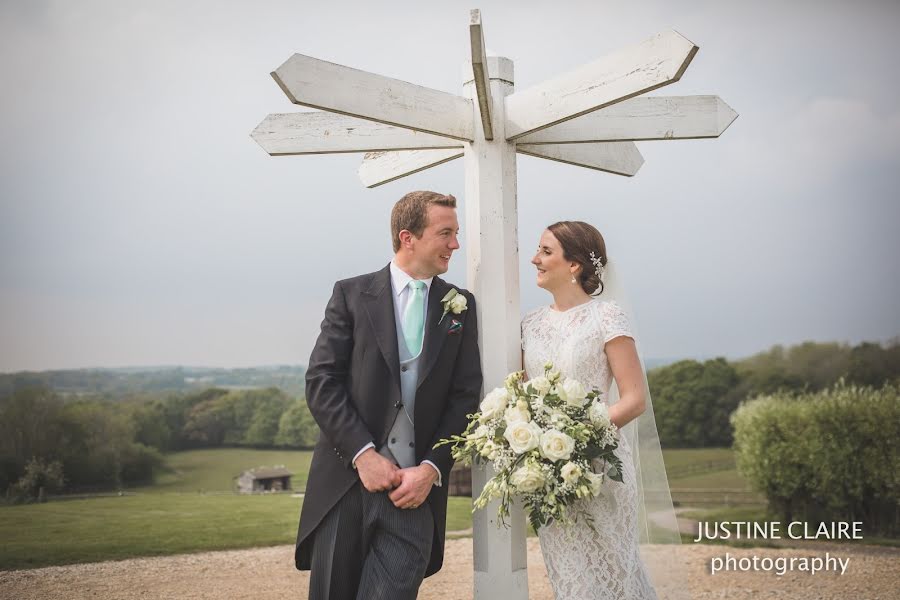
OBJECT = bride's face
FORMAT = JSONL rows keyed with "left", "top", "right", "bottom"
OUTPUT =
{"left": 532, "top": 230, "right": 577, "bottom": 291}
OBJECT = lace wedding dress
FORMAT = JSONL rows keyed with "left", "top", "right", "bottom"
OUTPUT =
{"left": 522, "top": 299, "right": 659, "bottom": 600}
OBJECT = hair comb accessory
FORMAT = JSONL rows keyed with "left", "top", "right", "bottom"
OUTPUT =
{"left": 589, "top": 251, "right": 605, "bottom": 282}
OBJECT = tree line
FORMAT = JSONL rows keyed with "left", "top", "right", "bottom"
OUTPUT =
{"left": 648, "top": 339, "right": 899, "bottom": 447}
{"left": 2, "top": 337, "right": 897, "bottom": 499}
{"left": 0, "top": 386, "right": 317, "bottom": 500}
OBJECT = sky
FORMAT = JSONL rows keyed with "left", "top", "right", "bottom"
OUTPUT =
{"left": 1, "top": 0, "right": 899, "bottom": 372}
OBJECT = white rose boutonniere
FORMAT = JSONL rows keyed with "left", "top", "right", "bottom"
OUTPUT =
{"left": 439, "top": 288, "right": 467, "bottom": 323}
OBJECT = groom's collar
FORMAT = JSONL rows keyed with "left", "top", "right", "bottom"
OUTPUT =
{"left": 389, "top": 260, "right": 434, "bottom": 296}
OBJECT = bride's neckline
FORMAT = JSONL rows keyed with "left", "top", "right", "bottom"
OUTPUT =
{"left": 547, "top": 298, "right": 596, "bottom": 314}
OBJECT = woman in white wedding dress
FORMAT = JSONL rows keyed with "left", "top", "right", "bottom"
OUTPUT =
{"left": 522, "top": 221, "right": 659, "bottom": 600}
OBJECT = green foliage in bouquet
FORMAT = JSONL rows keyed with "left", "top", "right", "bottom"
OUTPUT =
{"left": 731, "top": 381, "right": 900, "bottom": 537}
{"left": 436, "top": 364, "right": 624, "bottom": 532}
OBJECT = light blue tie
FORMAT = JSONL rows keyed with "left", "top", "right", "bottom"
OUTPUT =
{"left": 402, "top": 280, "right": 426, "bottom": 357}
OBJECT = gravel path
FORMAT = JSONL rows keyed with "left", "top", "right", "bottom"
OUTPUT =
{"left": 1, "top": 539, "right": 897, "bottom": 599}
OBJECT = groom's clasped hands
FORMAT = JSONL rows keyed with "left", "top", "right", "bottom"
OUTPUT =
{"left": 355, "top": 448, "right": 437, "bottom": 509}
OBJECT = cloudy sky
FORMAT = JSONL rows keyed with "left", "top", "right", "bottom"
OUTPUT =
{"left": 1, "top": 0, "right": 898, "bottom": 372}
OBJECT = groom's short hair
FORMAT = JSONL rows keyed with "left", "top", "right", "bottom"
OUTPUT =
{"left": 391, "top": 191, "right": 457, "bottom": 252}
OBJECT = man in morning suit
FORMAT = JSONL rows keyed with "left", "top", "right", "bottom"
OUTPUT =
{"left": 295, "top": 190, "right": 482, "bottom": 600}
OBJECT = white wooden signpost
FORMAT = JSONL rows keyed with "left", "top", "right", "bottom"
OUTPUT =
{"left": 252, "top": 9, "right": 736, "bottom": 598}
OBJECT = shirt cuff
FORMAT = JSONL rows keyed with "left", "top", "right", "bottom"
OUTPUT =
{"left": 352, "top": 442, "right": 375, "bottom": 468}
{"left": 421, "top": 460, "right": 442, "bottom": 487}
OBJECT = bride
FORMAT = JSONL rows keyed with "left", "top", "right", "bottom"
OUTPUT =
{"left": 522, "top": 221, "right": 677, "bottom": 600}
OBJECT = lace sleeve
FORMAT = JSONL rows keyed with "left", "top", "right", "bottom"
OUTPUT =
{"left": 600, "top": 300, "right": 633, "bottom": 344}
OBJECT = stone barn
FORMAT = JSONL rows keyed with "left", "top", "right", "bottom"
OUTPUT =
{"left": 236, "top": 465, "right": 293, "bottom": 493}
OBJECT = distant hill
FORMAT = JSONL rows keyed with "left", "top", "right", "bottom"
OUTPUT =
{"left": 0, "top": 365, "right": 307, "bottom": 399}
{"left": 1, "top": 358, "right": 688, "bottom": 400}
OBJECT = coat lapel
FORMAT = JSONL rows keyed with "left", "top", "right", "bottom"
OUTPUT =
{"left": 363, "top": 265, "right": 401, "bottom": 391}
{"left": 417, "top": 277, "right": 452, "bottom": 389}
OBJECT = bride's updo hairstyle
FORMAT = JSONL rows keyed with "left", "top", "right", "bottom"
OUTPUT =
{"left": 546, "top": 221, "right": 608, "bottom": 295}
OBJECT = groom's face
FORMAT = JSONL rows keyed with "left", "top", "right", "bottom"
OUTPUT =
{"left": 409, "top": 205, "right": 460, "bottom": 276}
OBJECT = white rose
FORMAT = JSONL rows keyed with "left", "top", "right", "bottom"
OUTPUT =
{"left": 557, "top": 379, "right": 588, "bottom": 407}
{"left": 560, "top": 461, "right": 582, "bottom": 484}
{"left": 449, "top": 293, "right": 467, "bottom": 313}
{"left": 504, "top": 420, "right": 543, "bottom": 454}
{"left": 539, "top": 429, "right": 575, "bottom": 462}
{"left": 509, "top": 463, "right": 545, "bottom": 493}
{"left": 586, "top": 471, "right": 605, "bottom": 496}
{"left": 479, "top": 387, "right": 509, "bottom": 421}
{"left": 528, "top": 376, "right": 552, "bottom": 397}
{"left": 504, "top": 399, "right": 531, "bottom": 425}
{"left": 588, "top": 400, "right": 611, "bottom": 428}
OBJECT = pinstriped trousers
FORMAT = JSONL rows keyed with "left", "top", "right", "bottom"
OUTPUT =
{"left": 308, "top": 481, "right": 434, "bottom": 600}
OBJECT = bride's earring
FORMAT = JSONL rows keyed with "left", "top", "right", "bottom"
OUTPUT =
{"left": 571, "top": 275, "right": 577, "bottom": 284}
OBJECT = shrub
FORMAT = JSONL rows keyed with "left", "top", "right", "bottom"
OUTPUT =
{"left": 732, "top": 382, "right": 900, "bottom": 536}
{"left": 8, "top": 458, "right": 65, "bottom": 503}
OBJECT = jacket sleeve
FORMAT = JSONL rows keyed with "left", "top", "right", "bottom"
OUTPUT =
{"left": 423, "top": 292, "right": 483, "bottom": 480}
{"left": 305, "top": 281, "right": 373, "bottom": 468}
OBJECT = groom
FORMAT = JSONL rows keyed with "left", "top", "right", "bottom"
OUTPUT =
{"left": 295, "top": 191, "right": 482, "bottom": 599}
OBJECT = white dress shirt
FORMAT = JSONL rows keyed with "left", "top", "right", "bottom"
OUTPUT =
{"left": 352, "top": 261, "right": 442, "bottom": 486}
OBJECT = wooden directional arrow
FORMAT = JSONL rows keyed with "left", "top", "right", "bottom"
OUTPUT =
{"left": 470, "top": 9, "right": 493, "bottom": 140}
{"left": 505, "top": 30, "right": 699, "bottom": 140}
{"left": 251, "top": 112, "right": 463, "bottom": 155}
{"left": 517, "top": 142, "right": 644, "bottom": 177}
{"left": 272, "top": 54, "right": 474, "bottom": 141}
{"left": 515, "top": 96, "right": 738, "bottom": 143}
{"left": 358, "top": 149, "right": 464, "bottom": 188}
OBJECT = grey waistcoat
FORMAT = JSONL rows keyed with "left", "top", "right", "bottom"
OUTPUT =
{"left": 379, "top": 310, "right": 423, "bottom": 468}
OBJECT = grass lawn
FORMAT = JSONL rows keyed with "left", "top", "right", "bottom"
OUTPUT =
{"left": 133, "top": 448, "right": 315, "bottom": 493}
{"left": 0, "top": 492, "right": 476, "bottom": 570}
{"left": 661, "top": 448, "right": 736, "bottom": 478}
{"left": 2, "top": 447, "right": 761, "bottom": 570}
{"left": 0, "top": 493, "right": 301, "bottom": 570}
{"left": 1, "top": 444, "right": 478, "bottom": 570}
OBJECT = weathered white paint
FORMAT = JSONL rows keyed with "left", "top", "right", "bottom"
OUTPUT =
{"left": 463, "top": 55, "right": 514, "bottom": 85}
{"left": 272, "top": 54, "right": 474, "bottom": 141}
{"left": 515, "top": 95, "right": 738, "bottom": 143}
{"left": 357, "top": 148, "right": 464, "bottom": 188}
{"left": 469, "top": 9, "right": 494, "bottom": 141}
{"left": 463, "top": 56, "right": 529, "bottom": 599}
{"left": 251, "top": 112, "right": 463, "bottom": 155}
{"left": 517, "top": 142, "right": 644, "bottom": 177}
{"left": 505, "top": 30, "right": 699, "bottom": 139}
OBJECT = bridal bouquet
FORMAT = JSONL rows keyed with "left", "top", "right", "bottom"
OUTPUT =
{"left": 436, "top": 363, "right": 623, "bottom": 531}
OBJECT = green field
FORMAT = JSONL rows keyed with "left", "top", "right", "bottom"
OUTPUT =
{"left": 661, "top": 447, "right": 735, "bottom": 477}
{"left": 1, "top": 494, "right": 300, "bottom": 570}
{"left": 1, "top": 447, "right": 750, "bottom": 570}
{"left": 133, "top": 448, "right": 315, "bottom": 493}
